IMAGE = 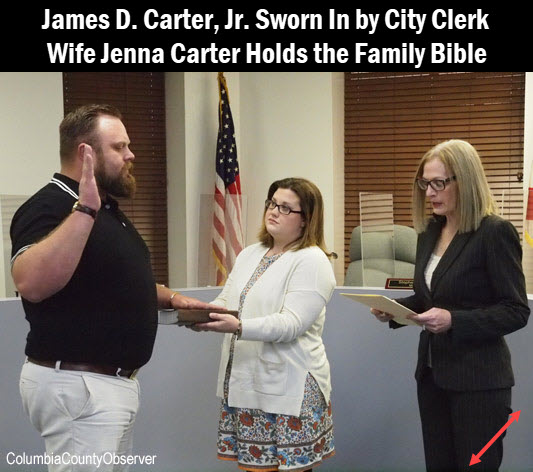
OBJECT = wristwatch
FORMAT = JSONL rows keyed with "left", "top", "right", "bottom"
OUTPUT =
{"left": 72, "top": 200, "right": 97, "bottom": 219}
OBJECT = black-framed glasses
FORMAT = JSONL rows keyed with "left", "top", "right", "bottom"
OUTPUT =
{"left": 265, "top": 199, "right": 303, "bottom": 215}
{"left": 416, "top": 176, "right": 456, "bottom": 191}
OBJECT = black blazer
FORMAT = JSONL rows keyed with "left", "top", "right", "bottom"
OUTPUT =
{"left": 397, "top": 215, "right": 529, "bottom": 391}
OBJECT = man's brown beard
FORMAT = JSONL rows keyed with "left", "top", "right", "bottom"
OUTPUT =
{"left": 95, "top": 162, "right": 136, "bottom": 198}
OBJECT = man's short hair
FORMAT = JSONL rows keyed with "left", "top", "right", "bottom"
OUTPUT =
{"left": 59, "top": 104, "right": 122, "bottom": 163}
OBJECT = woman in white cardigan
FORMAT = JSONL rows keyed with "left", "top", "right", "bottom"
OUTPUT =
{"left": 196, "top": 178, "right": 337, "bottom": 472}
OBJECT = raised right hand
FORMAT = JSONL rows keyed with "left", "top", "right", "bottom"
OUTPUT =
{"left": 79, "top": 144, "right": 101, "bottom": 211}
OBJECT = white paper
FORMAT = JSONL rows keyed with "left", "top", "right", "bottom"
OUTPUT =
{"left": 340, "top": 293, "right": 419, "bottom": 326}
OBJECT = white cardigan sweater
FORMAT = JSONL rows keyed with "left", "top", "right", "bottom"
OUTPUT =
{"left": 212, "top": 243, "right": 336, "bottom": 416}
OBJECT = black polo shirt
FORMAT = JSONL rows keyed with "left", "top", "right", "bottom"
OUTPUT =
{"left": 10, "top": 173, "right": 158, "bottom": 369}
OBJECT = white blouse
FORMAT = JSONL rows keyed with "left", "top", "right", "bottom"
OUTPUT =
{"left": 424, "top": 252, "right": 442, "bottom": 368}
{"left": 424, "top": 253, "right": 442, "bottom": 290}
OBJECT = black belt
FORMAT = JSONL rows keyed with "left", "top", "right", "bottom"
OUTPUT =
{"left": 28, "top": 357, "right": 138, "bottom": 379}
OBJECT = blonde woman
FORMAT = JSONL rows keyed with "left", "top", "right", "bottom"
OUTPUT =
{"left": 196, "top": 178, "right": 336, "bottom": 472}
{"left": 373, "top": 140, "right": 529, "bottom": 471}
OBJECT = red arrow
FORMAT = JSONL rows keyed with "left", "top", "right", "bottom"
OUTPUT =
{"left": 469, "top": 410, "right": 521, "bottom": 466}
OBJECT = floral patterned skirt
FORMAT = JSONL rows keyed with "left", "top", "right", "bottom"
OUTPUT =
{"left": 217, "top": 374, "right": 335, "bottom": 471}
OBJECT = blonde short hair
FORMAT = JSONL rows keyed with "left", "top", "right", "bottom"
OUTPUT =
{"left": 258, "top": 177, "right": 332, "bottom": 257}
{"left": 412, "top": 140, "right": 498, "bottom": 233}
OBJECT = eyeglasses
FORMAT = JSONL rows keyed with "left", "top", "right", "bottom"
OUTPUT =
{"left": 265, "top": 199, "right": 303, "bottom": 215}
{"left": 416, "top": 176, "right": 456, "bottom": 191}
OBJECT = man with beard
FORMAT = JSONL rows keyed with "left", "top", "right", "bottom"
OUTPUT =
{"left": 10, "top": 104, "right": 214, "bottom": 471}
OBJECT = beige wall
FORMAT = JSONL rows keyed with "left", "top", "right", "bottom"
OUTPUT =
{"left": 0, "top": 72, "right": 63, "bottom": 297}
{"left": 165, "top": 72, "right": 240, "bottom": 288}
{"left": 0, "top": 73, "right": 63, "bottom": 195}
{"left": 238, "top": 72, "right": 343, "bottom": 282}
{"left": 166, "top": 72, "right": 344, "bottom": 288}
{"left": 182, "top": 72, "right": 240, "bottom": 287}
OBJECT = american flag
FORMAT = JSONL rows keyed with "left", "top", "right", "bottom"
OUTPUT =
{"left": 212, "top": 72, "right": 244, "bottom": 285}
